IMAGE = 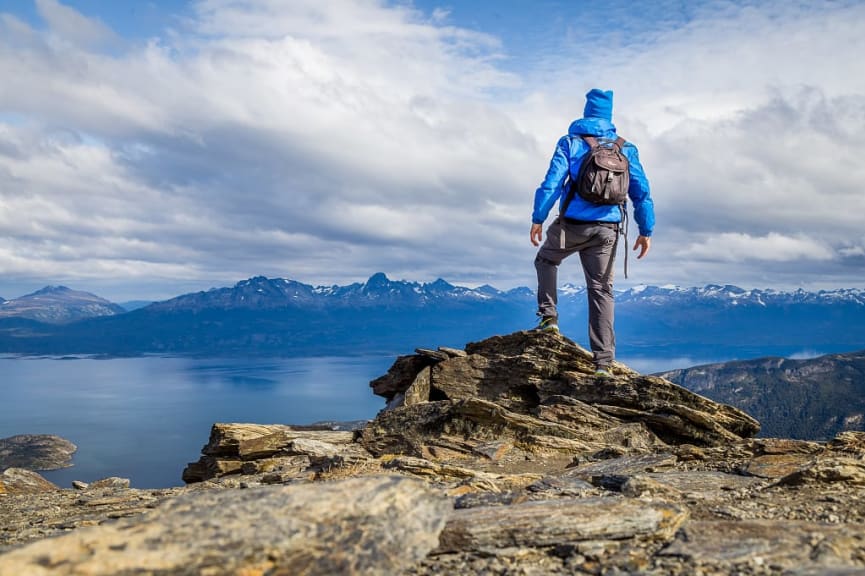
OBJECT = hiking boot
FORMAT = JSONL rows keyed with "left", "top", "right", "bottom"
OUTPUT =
{"left": 594, "top": 365, "right": 613, "bottom": 378}
{"left": 534, "top": 315, "right": 559, "bottom": 332}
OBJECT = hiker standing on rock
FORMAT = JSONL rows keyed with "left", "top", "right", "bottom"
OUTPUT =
{"left": 530, "top": 88, "right": 655, "bottom": 376}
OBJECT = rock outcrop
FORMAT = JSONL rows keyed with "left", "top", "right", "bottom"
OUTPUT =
{"left": 0, "top": 468, "right": 59, "bottom": 496}
{"left": 362, "top": 331, "right": 759, "bottom": 471}
{"left": 182, "top": 423, "right": 369, "bottom": 483}
{"left": 2, "top": 331, "right": 865, "bottom": 575}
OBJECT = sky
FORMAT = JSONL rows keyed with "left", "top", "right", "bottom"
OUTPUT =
{"left": 1, "top": 0, "right": 864, "bottom": 302}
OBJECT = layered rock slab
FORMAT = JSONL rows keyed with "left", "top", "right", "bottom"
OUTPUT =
{"left": 183, "top": 422, "right": 367, "bottom": 482}
{"left": 438, "top": 496, "right": 688, "bottom": 553}
{"left": 0, "top": 475, "right": 450, "bottom": 576}
{"left": 660, "top": 520, "right": 865, "bottom": 571}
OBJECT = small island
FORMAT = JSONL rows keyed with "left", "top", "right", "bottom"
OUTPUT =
{"left": 0, "top": 434, "right": 77, "bottom": 472}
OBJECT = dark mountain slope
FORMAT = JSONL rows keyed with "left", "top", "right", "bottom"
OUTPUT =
{"left": 658, "top": 350, "right": 865, "bottom": 440}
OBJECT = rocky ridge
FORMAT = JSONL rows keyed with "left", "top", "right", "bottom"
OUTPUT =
{"left": 2, "top": 331, "right": 865, "bottom": 575}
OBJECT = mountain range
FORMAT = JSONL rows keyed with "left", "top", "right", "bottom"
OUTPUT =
{"left": 1, "top": 274, "right": 864, "bottom": 359}
{"left": 658, "top": 349, "right": 865, "bottom": 440}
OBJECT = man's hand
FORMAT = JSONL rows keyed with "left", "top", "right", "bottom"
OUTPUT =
{"left": 633, "top": 236, "right": 651, "bottom": 259}
{"left": 530, "top": 223, "right": 544, "bottom": 247}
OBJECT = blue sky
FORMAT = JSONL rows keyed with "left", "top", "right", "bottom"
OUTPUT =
{"left": 1, "top": 0, "right": 864, "bottom": 301}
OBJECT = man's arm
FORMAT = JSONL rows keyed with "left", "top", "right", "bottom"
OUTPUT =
{"left": 624, "top": 145, "right": 654, "bottom": 238}
{"left": 532, "top": 137, "right": 571, "bottom": 226}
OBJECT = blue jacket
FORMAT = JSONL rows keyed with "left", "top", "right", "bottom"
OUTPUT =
{"left": 532, "top": 117, "right": 655, "bottom": 237}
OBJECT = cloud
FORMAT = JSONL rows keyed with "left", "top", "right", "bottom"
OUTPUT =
{"left": 676, "top": 232, "right": 835, "bottom": 263}
{"left": 1, "top": 0, "right": 865, "bottom": 301}
{"left": 840, "top": 246, "right": 865, "bottom": 258}
{"left": 34, "top": 0, "right": 117, "bottom": 48}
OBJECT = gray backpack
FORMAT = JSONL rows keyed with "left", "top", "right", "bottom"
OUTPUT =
{"left": 573, "top": 135, "right": 629, "bottom": 205}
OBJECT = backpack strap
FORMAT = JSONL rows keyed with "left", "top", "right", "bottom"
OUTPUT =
{"left": 613, "top": 136, "right": 628, "bottom": 277}
{"left": 558, "top": 136, "right": 589, "bottom": 226}
{"left": 620, "top": 204, "right": 629, "bottom": 280}
{"left": 559, "top": 135, "right": 603, "bottom": 225}
{"left": 582, "top": 135, "right": 625, "bottom": 149}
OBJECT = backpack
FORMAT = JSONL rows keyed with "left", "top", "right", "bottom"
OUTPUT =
{"left": 572, "top": 135, "right": 629, "bottom": 206}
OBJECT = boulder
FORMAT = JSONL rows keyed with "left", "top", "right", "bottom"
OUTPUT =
{"left": 0, "top": 468, "right": 58, "bottom": 495}
{"left": 183, "top": 423, "right": 365, "bottom": 483}
{"left": 777, "top": 457, "right": 865, "bottom": 486}
{"left": 88, "top": 477, "right": 131, "bottom": 490}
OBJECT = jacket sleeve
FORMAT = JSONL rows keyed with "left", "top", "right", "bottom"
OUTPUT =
{"left": 532, "top": 136, "right": 571, "bottom": 224}
{"left": 625, "top": 145, "right": 655, "bottom": 237}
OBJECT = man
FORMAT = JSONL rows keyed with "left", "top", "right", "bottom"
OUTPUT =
{"left": 530, "top": 88, "right": 655, "bottom": 376}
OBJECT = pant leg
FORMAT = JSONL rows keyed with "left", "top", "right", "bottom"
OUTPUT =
{"left": 535, "top": 218, "right": 591, "bottom": 319}
{"left": 578, "top": 226, "right": 618, "bottom": 367}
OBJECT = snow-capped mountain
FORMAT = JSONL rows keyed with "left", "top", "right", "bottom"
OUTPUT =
{"left": 0, "top": 286, "right": 125, "bottom": 324}
{"left": 615, "top": 284, "right": 865, "bottom": 307}
{"left": 145, "top": 273, "right": 520, "bottom": 312}
{"left": 142, "top": 275, "right": 865, "bottom": 313}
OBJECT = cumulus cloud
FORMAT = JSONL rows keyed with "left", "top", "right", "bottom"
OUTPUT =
{"left": 676, "top": 232, "right": 835, "bottom": 263}
{"left": 1, "top": 0, "right": 864, "bottom": 300}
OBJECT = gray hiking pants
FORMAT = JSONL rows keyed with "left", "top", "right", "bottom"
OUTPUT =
{"left": 535, "top": 217, "right": 618, "bottom": 367}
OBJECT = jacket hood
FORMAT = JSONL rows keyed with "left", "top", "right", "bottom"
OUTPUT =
{"left": 568, "top": 117, "right": 617, "bottom": 137}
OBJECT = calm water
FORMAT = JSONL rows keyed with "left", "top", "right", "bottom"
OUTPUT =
{"left": 0, "top": 354, "right": 714, "bottom": 489}
{"left": 0, "top": 355, "right": 392, "bottom": 488}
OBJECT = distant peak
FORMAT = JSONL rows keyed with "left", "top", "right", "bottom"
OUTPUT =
{"left": 427, "top": 278, "right": 454, "bottom": 289}
{"left": 34, "top": 285, "right": 71, "bottom": 294}
{"left": 366, "top": 272, "right": 390, "bottom": 286}
{"left": 236, "top": 276, "right": 272, "bottom": 287}
{"left": 476, "top": 284, "right": 500, "bottom": 294}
